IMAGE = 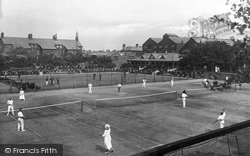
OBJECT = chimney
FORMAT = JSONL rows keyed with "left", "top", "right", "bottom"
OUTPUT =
{"left": 122, "top": 44, "right": 126, "bottom": 50}
{"left": 53, "top": 34, "right": 57, "bottom": 40}
{"left": 1, "top": 32, "right": 4, "bottom": 38}
{"left": 136, "top": 44, "right": 139, "bottom": 47}
{"left": 28, "top": 34, "right": 33, "bottom": 39}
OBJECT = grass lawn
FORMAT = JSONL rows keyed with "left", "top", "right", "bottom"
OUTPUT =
{"left": 0, "top": 79, "right": 249, "bottom": 155}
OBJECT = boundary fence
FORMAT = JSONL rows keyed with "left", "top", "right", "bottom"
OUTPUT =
{"left": 131, "top": 120, "right": 250, "bottom": 156}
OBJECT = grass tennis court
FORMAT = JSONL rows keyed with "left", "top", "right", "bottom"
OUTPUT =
{"left": 0, "top": 79, "right": 249, "bottom": 156}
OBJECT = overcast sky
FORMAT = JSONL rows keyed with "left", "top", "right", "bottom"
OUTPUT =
{"left": 0, "top": 0, "right": 231, "bottom": 50}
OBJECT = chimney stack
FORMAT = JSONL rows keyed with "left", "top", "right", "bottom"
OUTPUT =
{"left": 136, "top": 44, "right": 139, "bottom": 47}
{"left": 53, "top": 34, "right": 57, "bottom": 40}
{"left": 28, "top": 34, "right": 33, "bottom": 39}
{"left": 122, "top": 44, "right": 126, "bottom": 50}
{"left": 1, "top": 32, "right": 4, "bottom": 38}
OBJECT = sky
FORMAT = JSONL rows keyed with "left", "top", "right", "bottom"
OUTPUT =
{"left": 0, "top": 0, "right": 232, "bottom": 50}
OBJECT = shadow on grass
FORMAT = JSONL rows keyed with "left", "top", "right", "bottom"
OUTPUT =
{"left": 95, "top": 144, "right": 106, "bottom": 153}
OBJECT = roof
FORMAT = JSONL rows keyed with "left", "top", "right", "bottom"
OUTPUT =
{"left": 164, "top": 33, "right": 179, "bottom": 37}
{"left": 169, "top": 37, "right": 190, "bottom": 44}
{"left": 122, "top": 46, "right": 142, "bottom": 51}
{"left": 1, "top": 37, "right": 83, "bottom": 50}
{"left": 128, "top": 53, "right": 180, "bottom": 62}
{"left": 150, "top": 38, "right": 162, "bottom": 44}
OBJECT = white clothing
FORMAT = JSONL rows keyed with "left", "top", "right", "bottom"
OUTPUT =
{"left": 170, "top": 79, "right": 174, "bottom": 87}
{"left": 88, "top": 84, "right": 92, "bottom": 94}
{"left": 182, "top": 93, "right": 188, "bottom": 108}
{"left": 142, "top": 79, "right": 146, "bottom": 88}
{"left": 19, "top": 90, "right": 25, "bottom": 101}
{"left": 7, "top": 100, "right": 14, "bottom": 115}
{"left": 218, "top": 112, "right": 226, "bottom": 128}
{"left": 102, "top": 129, "right": 112, "bottom": 150}
{"left": 17, "top": 111, "right": 25, "bottom": 131}
{"left": 117, "top": 84, "right": 121, "bottom": 87}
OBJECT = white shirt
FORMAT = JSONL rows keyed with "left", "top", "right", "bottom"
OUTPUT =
{"left": 142, "top": 79, "right": 146, "bottom": 83}
{"left": 88, "top": 84, "right": 92, "bottom": 87}
{"left": 7, "top": 100, "right": 13, "bottom": 106}
{"left": 218, "top": 112, "right": 226, "bottom": 121}
{"left": 17, "top": 111, "right": 24, "bottom": 118}
{"left": 182, "top": 93, "right": 188, "bottom": 99}
{"left": 117, "top": 84, "right": 121, "bottom": 87}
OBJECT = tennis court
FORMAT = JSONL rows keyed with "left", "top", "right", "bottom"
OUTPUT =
{"left": 0, "top": 79, "right": 249, "bottom": 156}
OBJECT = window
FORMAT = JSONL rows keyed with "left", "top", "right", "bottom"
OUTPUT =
{"left": 154, "top": 45, "right": 157, "bottom": 49}
{"left": 159, "top": 45, "right": 162, "bottom": 48}
{"left": 148, "top": 45, "right": 151, "bottom": 49}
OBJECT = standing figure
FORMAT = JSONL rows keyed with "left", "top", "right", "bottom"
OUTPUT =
{"left": 181, "top": 90, "right": 188, "bottom": 108}
{"left": 213, "top": 108, "right": 226, "bottom": 128}
{"left": 170, "top": 77, "right": 174, "bottom": 87}
{"left": 99, "top": 73, "right": 102, "bottom": 81}
{"left": 7, "top": 98, "right": 15, "bottom": 116}
{"left": 19, "top": 88, "right": 25, "bottom": 101}
{"left": 117, "top": 83, "right": 122, "bottom": 92}
{"left": 45, "top": 76, "right": 49, "bottom": 85}
{"left": 142, "top": 78, "right": 146, "bottom": 88}
{"left": 56, "top": 75, "right": 60, "bottom": 85}
{"left": 17, "top": 108, "right": 25, "bottom": 132}
{"left": 88, "top": 83, "right": 92, "bottom": 94}
{"left": 93, "top": 73, "right": 96, "bottom": 80}
{"left": 102, "top": 124, "right": 113, "bottom": 154}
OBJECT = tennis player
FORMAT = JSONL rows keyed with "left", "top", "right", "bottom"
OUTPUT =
{"left": 88, "top": 83, "right": 92, "bottom": 94}
{"left": 213, "top": 108, "right": 226, "bottom": 128}
{"left": 102, "top": 124, "right": 113, "bottom": 154}
{"left": 19, "top": 88, "right": 25, "bottom": 101}
{"left": 142, "top": 78, "right": 146, "bottom": 88}
{"left": 7, "top": 98, "right": 15, "bottom": 116}
{"left": 181, "top": 90, "right": 188, "bottom": 108}
{"left": 117, "top": 83, "right": 122, "bottom": 92}
{"left": 170, "top": 77, "right": 174, "bottom": 87}
{"left": 17, "top": 108, "right": 25, "bottom": 132}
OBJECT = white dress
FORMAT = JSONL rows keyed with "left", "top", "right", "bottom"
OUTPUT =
{"left": 19, "top": 90, "right": 25, "bottom": 101}
{"left": 218, "top": 112, "right": 226, "bottom": 128}
{"left": 102, "top": 129, "right": 112, "bottom": 150}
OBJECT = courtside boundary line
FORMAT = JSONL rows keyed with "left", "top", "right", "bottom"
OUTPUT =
{"left": 8, "top": 115, "right": 45, "bottom": 140}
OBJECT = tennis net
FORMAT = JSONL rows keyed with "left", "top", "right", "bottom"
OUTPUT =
{"left": 94, "top": 91, "right": 177, "bottom": 109}
{"left": 0, "top": 101, "right": 86, "bottom": 121}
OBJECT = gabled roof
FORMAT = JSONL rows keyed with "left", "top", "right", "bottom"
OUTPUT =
{"left": 129, "top": 53, "right": 180, "bottom": 62}
{"left": 150, "top": 38, "right": 162, "bottom": 44}
{"left": 1, "top": 37, "right": 83, "bottom": 50}
{"left": 169, "top": 37, "right": 190, "bottom": 44}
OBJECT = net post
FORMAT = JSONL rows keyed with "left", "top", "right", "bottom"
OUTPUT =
{"left": 81, "top": 101, "right": 83, "bottom": 111}
{"left": 94, "top": 100, "right": 96, "bottom": 110}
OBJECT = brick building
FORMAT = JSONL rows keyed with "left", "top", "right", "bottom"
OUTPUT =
{"left": 0, "top": 32, "right": 83, "bottom": 57}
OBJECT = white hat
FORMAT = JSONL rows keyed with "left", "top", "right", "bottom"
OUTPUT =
{"left": 105, "top": 124, "right": 110, "bottom": 129}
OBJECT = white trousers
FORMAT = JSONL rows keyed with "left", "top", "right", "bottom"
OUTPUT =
{"left": 142, "top": 83, "right": 146, "bottom": 88}
{"left": 18, "top": 118, "right": 24, "bottom": 131}
{"left": 182, "top": 98, "right": 186, "bottom": 108}
{"left": 88, "top": 87, "right": 92, "bottom": 94}
{"left": 220, "top": 120, "right": 225, "bottom": 128}
{"left": 7, "top": 105, "right": 14, "bottom": 115}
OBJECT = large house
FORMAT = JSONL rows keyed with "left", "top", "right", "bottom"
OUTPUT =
{"left": 143, "top": 33, "right": 189, "bottom": 53}
{"left": 0, "top": 32, "right": 83, "bottom": 57}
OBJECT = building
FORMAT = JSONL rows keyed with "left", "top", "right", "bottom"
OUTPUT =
{"left": 142, "top": 33, "right": 189, "bottom": 53}
{"left": 128, "top": 53, "right": 180, "bottom": 69}
{"left": 178, "top": 37, "right": 235, "bottom": 54}
{"left": 0, "top": 32, "right": 83, "bottom": 57}
{"left": 110, "top": 44, "right": 143, "bottom": 68}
